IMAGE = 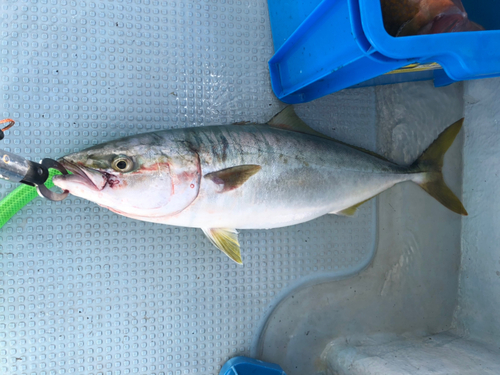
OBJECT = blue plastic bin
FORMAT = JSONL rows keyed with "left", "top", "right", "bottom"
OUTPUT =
{"left": 219, "top": 356, "right": 286, "bottom": 375}
{"left": 267, "top": 0, "right": 500, "bottom": 103}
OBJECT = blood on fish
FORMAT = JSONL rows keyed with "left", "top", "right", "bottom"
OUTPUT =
{"left": 166, "top": 161, "right": 174, "bottom": 194}
{"left": 134, "top": 162, "right": 169, "bottom": 174}
{"left": 171, "top": 170, "right": 200, "bottom": 193}
{"left": 103, "top": 172, "right": 121, "bottom": 188}
{"left": 108, "top": 177, "right": 120, "bottom": 188}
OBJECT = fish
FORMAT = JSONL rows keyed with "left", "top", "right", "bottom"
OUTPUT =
{"left": 381, "top": 0, "right": 484, "bottom": 37}
{"left": 53, "top": 107, "right": 467, "bottom": 264}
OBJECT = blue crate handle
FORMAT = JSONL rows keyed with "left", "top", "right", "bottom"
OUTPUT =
{"left": 359, "top": 0, "right": 500, "bottom": 81}
{"left": 219, "top": 357, "right": 287, "bottom": 375}
{"left": 267, "top": 0, "right": 500, "bottom": 104}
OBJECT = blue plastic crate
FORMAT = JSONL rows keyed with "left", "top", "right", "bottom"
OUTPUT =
{"left": 268, "top": 0, "right": 500, "bottom": 103}
{"left": 219, "top": 357, "right": 286, "bottom": 375}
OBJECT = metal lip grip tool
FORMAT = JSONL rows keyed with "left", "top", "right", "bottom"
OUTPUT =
{"left": 0, "top": 119, "right": 69, "bottom": 201}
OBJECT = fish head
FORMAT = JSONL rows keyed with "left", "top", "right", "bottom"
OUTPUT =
{"left": 53, "top": 134, "right": 201, "bottom": 219}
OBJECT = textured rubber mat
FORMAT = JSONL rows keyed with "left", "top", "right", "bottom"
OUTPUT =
{"left": 0, "top": 1, "right": 377, "bottom": 374}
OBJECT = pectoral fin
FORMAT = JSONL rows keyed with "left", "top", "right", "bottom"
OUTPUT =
{"left": 202, "top": 228, "right": 242, "bottom": 264}
{"left": 204, "top": 165, "right": 261, "bottom": 193}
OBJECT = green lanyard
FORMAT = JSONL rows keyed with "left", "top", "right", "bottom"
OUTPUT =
{"left": 0, "top": 169, "right": 68, "bottom": 229}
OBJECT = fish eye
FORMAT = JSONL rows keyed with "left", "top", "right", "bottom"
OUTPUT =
{"left": 111, "top": 155, "right": 134, "bottom": 172}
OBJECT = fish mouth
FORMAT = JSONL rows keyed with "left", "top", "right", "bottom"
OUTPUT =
{"left": 58, "top": 158, "right": 109, "bottom": 191}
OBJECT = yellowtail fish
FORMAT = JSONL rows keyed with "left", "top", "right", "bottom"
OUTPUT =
{"left": 381, "top": 0, "right": 484, "bottom": 37}
{"left": 53, "top": 107, "right": 467, "bottom": 264}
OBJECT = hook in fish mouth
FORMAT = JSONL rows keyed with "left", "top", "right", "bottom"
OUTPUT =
{"left": 57, "top": 158, "right": 109, "bottom": 191}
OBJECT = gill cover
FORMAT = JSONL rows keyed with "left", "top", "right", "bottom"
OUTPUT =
{"left": 117, "top": 143, "right": 202, "bottom": 219}
{"left": 162, "top": 147, "right": 202, "bottom": 216}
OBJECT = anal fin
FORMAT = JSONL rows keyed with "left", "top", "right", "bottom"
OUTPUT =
{"left": 202, "top": 228, "right": 243, "bottom": 264}
{"left": 332, "top": 198, "right": 372, "bottom": 217}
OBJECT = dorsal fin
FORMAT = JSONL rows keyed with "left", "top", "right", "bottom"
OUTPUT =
{"left": 268, "top": 106, "right": 330, "bottom": 138}
{"left": 267, "top": 107, "right": 394, "bottom": 164}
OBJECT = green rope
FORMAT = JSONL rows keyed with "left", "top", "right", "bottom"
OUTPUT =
{"left": 0, "top": 169, "right": 66, "bottom": 228}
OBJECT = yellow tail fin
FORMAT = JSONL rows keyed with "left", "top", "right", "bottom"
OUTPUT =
{"left": 412, "top": 118, "right": 468, "bottom": 216}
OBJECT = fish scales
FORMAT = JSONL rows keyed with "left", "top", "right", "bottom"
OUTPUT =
{"left": 162, "top": 124, "right": 407, "bottom": 229}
